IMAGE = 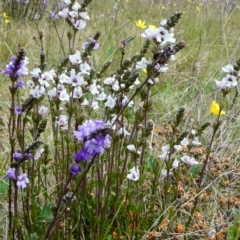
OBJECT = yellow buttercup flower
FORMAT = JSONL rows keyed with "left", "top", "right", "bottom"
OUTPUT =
{"left": 142, "top": 69, "right": 147, "bottom": 74}
{"left": 196, "top": 6, "right": 201, "bottom": 11}
{"left": 149, "top": 25, "right": 156, "bottom": 30}
{"left": 135, "top": 19, "right": 147, "bottom": 29}
{"left": 211, "top": 101, "right": 225, "bottom": 115}
{"left": 3, "top": 12, "right": 10, "bottom": 24}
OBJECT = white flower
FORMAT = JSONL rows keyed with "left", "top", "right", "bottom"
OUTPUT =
{"left": 181, "top": 155, "right": 199, "bottom": 166}
{"left": 31, "top": 68, "right": 41, "bottom": 78}
{"left": 159, "top": 145, "right": 170, "bottom": 160}
{"left": 172, "top": 159, "right": 179, "bottom": 169}
{"left": 215, "top": 80, "right": 227, "bottom": 90}
{"left": 174, "top": 145, "right": 182, "bottom": 151}
{"left": 79, "top": 12, "right": 90, "bottom": 20}
{"left": 48, "top": 88, "right": 57, "bottom": 99}
{"left": 141, "top": 27, "right": 158, "bottom": 39}
{"left": 127, "top": 144, "right": 137, "bottom": 152}
{"left": 56, "top": 115, "right": 68, "bottom": 126}
{"left": 222, "top": 74, "right": 237, "bottom": 88}
{"left": 80, "top": 62, "right": 91, "bottom": 75}
{"left": 81, "top": 99, "right": 89, "bottom": 106}
{"left": 122, "top": 95, "right": 133, "bottom": 107}
{"left": 192, "top": 137, "right": 201, "bottom": 146}
{"left": 72, "top": 1, "right": 81, "bottom": 11}
{"left": 97, "top": 91, "right": 107, "bottom": 101}
{"left": 72, "top": 86, "right": 83, "bottom": 98}
{"left": 155, "top": 63, "right": 168, "bottom": 72}
{"left": 69, "top": 51, "right": 82, "bottom": 65}
{"left": 42, "top": 71, "right": 55, "bottom": 81}
{"left": 30, "top": 85, "right": 45, "bottom": 98}
{"left": 88, "top": 81, "right": 99, "bottom": 95}
{"left": 27, "top": 80, "right": 35, "bottom": 88}
{"left": 112, "top": 80, "right": 120, "bottom": 91}
{"left": 74, "top": 19, "right": 86, "bottom": 29}
{"left": 69, "top": 10, "right": 78, "bottom": 19}
{"left": 116, "top": 127, "right": 130, "bottom": 137}
{"left": 156, "top": 27, "right": 176, "bottom": 46}
{"left": 68, "top": 69, "right": 86, "bottom": 86}
{"left": 38, "top": 77, "right": 50, "bottom": 88}
{"left": 59, "top": 73, "right": 69, "bottom": 84}
{"left": 38, "top": 106, "right": 48, "bottom": 116}
{"left": 105, "top": 95, "right": 116, "bottom": 109}
{"left": 160, "top": 19, "right": 167, "bottom": 27}
{"left": 59, "top": 89, "right": 70, "bottom": 102}
{"left": 222, "top": 64, "right": 234, "bottom": 73}
{"left": 191, "top": 129, "right": 196, "bottom": 135}
{"left": 91, "top": 102, "right": 99, "bottom": 110}
{"left": 127, "top": 166, "right": 140, "bottom": 181}
{"left": 161, "top": 169, "right": 168, "bottom": 178}
{"left": 64, "top": 0, "right": 71, "bottom": 5}
{"left": 57, "top": 84, "right": 66, "bottom": 92}
{"left": 58, "top": 8, "right": 69, "bottom": 18}
{"left": 181, "top": 138, "right": 189, "bottom": 147}
{"left": 136, "top": 57, "right": 150, "bottom": 69}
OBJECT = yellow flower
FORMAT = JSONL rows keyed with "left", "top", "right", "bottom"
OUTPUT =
{"left": 135, "top": 19, "right": 146, "bottom": 29}
{"left": 149, "top": 25, "right": 156, "bottom": 30}
{"left": 5, "top": 19, "right": 10, "bottom": 24}
{"left": 196, "top": 6, "right": 201, "bottom": 11}
{"left": 173, "top": 3, "right": 177, "bottom": 6}
{"left": 162, "top": 6, "right": 165, "bottom": 10}
{"left": 211, "top": 101, "right": 225, "bottom": 115}
{"left": 3, "top": 12, "right": 8, "bottom": 18}
{"left": 142, "top": 69, "right": 147, "bottom": 74}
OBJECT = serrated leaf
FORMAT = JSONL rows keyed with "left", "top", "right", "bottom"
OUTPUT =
{"left": 38, "top": 202, "right": 54, "bottom": 222}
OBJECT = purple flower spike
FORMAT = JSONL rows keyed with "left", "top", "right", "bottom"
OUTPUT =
{"left": 13, "top": 152, "right": 22, "bottom": 161}
{"left": 14, "top": 106, "right": 22, "bottom": 115}
{"left": 5, "top": 168, "right": 16, "bottom": 180}
{"left": 17, "top": 173, "right": 30, "bottom": 189}
{"left": 70, "top": 163, "right": 82, "bottom": 176}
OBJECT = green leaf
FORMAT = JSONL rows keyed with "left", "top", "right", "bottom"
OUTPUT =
{"left": 204, "top": 83, "right": 213, "bottom": 93}
{"left": 190, "top": 164, "right": 202, "bottom": 178}
{"left": 38, "top": 202, "right": 54, "bottom": 222}
{"left": 147, "top": 156, "right": 157, "bottom": 171}
{"left": 0, "top": 179, "right": 9, "bottom": 195}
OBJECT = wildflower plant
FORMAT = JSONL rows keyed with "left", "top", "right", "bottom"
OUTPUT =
{"left": 1, "top": 0, "right": 240, "bottom": 239}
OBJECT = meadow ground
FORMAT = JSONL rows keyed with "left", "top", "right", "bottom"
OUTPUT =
{"left": 0, "top": 0, "right": 240, "bottom": 239}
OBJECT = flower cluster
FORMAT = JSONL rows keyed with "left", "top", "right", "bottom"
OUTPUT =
{"left": 215, "top": 64, "right": 239, "bottom": 90}
{"left": 5, "top": 168, "right": 30, "bottom": 189}
{"left": 2, "top": 49, "right": 28, "bottom": 80}
{"left": 159, "top": 133, "right": 201, "bottom": 177}
{"left": 71, "top": 120, "right": 112, "bottom": 175}
{"left": 58, "top": 0, "right": 90, "bottom": 30}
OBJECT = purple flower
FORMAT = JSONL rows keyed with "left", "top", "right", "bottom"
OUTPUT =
{"left": 82, "top": 37, "right": 100, "bottom": 50}
{"left": 24, "top": 153, "right": 33, "bottom": 160}
{"left": 2, "top": 50, "right": 28, "bottom": 79}
{"left": 13, "top": 152, "right": 22, "bottom": 161}
{"left": 14, "top": 106, "right": 22, "bottom": 115}
{"left": 15, "top": 79, "right": 25, "bottom": 88}
{"left": 50, "top": 10, "right": 59, "bottom": 19}
{"left": 17, "top": 173, "right": 30, "bottom": 189}
{"left": 74, "top": 120, "right": 106, "bottom": 141}
{"left": 74, "top": 120, "right": 112, "bottom": 158}
{"left": 85, "top": 135, "right": 111, "bottom": 155}
{"left": 5, "top": 168, "right": 16, "bottom": 180}
{"left": 70, "top": 163, "right": 81, "bottom": 176}
{"left": 74, "top": 148, "right": 92, "bottom": 162}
